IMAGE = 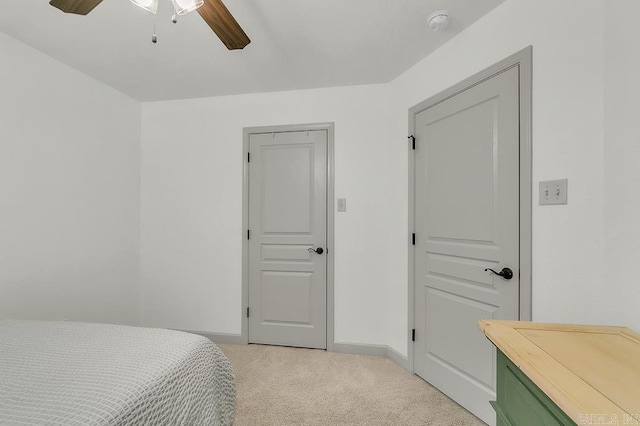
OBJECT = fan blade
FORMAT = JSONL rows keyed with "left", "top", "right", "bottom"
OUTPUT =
{"left": 49, "top": 0, "right": 104, "bottom": 15}
{"left": 197, "top": 0, "right": 250, "bottom": 50}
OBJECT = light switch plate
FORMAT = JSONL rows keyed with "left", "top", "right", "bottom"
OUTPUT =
{"left": 539, "top": 179, "right": 568, "bottom": 205}
{"left": 337, "top": 198, "right": 347, "bottom": 212}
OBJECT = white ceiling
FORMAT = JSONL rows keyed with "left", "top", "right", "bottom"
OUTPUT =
{"left": 0, "top": 0, "right": 505, "bottom": 101}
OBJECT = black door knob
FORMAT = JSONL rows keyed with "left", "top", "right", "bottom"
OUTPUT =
{"left": 308, "top": 247, "right": 324, "bottom": 255}
{"left": 484, "top": 267, "right": 513, "bottom": 280}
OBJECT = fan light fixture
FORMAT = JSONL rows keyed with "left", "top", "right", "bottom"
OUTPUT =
{"left": 50, "top": 0, "right": 250, "bottom": 50}
{"left": 130, "top": 0, "right": 203, "bottom": 15}
{"left": 172, "top": 0, "right": 204, "bottom": 15}
{"left": 130, "top": 0, "right": 158, "bottom": 14}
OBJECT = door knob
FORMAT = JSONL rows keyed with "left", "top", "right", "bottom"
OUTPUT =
{"left": 308, "top": 247, "right": 324, "bottom": 255}
{"left": 484, "top": 267, "right": 513, "bottom": 280}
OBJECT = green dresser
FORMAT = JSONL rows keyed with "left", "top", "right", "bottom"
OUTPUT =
{"left": 479, "top": 320, "right": 640, "bottom": 426}
{"left": 492, "top": 350, "right": 575, "bottom": 426}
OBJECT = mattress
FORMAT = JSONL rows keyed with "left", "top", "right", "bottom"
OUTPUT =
{"left": 0, "top": 320, "right": 235, "bottom": 425}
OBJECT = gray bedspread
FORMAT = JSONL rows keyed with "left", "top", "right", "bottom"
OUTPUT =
{"left": 0, "top": 320, "right": 235, "bottom": 425}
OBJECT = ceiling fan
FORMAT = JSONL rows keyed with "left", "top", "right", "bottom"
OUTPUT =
{"left": 48, "top": 0, "right": 250, "bottom": 50}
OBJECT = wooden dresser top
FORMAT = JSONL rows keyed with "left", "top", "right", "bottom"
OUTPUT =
{"left": 479, "top": 320, "right": 640, "bottom": 424}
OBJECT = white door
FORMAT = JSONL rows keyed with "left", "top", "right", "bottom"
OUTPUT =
{"left": 413, "top": 66, "right": 520, "bottom": 424}
{"left": 248, "top": 130, "right": 327, "bottom": 349}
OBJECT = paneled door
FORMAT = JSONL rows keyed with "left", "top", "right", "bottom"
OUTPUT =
{"left": 248, "top": 130, "right": 327, "bottom": 349}
{"left": 413, "top": 66, "right": 520, "bottom": 424}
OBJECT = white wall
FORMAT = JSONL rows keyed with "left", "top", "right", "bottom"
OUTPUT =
{"left": 0, "top": 32, "right": 141, "bottom": 324}
{"left": 603, "top": 0, "right": 640, "bottom": 330}
{"left": 139, "top": 84, "right": 399, "bottom": 345}
{"left": 141, "top": 0, "right": 640, "bottom": 357}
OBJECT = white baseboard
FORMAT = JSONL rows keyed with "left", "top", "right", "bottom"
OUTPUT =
{"left": 386, "top": 345, "right": 410, "bottom": 372}
{"left": 332, "top": 342, "right": 388, "bottom": 357}
{"left": 333, "top": 342, "right": 411, "bottom": 372}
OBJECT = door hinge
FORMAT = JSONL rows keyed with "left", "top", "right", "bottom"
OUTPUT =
{"left": 246, "top": 307, "right": 250, "bottom": 318}
{"left": 408, "top": 135, "right": 415, "bottom": 150}
{"left": 247, "top": 229, "right": 250, "bottom": 240}
{"left": 412, "top": 233, "right": 416, "bottom": 245}
{"left": 247, "top": 152, "right": 250, "bottom": 162}
{"left": 412, "top": 328, "right": 416, "bottom": 342}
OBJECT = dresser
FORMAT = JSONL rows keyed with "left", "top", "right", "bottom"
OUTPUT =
{"left": 478, "top": 320, "right": 640, "bottom": 426}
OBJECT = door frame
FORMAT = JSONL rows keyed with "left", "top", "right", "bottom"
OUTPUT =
{"left": 242, "top": 123, "right": 335, "bottom": 351}
{"left": 407, "top": 47, "right": 533, "bottom": 372}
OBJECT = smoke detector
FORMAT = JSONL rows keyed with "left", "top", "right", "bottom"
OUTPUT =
{"left": 427, "top": 10, "right": 450, "bottom": 32}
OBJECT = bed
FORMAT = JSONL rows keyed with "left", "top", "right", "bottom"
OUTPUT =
{"left": 0, "top": 320, "right": 235, "bottom": 425}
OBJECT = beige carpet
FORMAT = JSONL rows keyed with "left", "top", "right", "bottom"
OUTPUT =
{"left": 218, "top": 344, "right": 485, "bottom": 426}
